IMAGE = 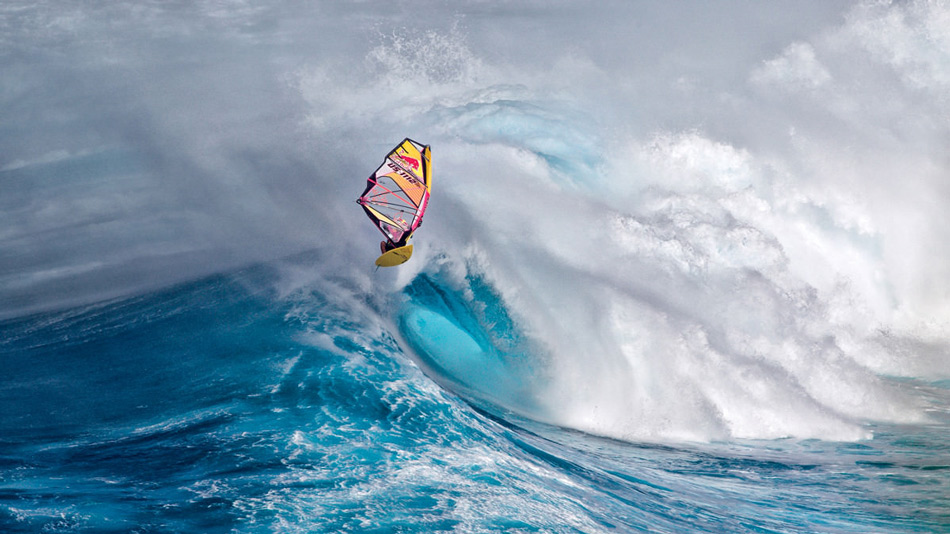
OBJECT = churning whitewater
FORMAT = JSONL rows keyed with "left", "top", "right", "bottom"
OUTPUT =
{"left": 2, "top": 1, "right": 950, "bottom": 532}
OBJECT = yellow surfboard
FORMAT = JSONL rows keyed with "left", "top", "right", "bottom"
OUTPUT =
{"left": 375, "top": 244, "right": 413, "bottom": 267}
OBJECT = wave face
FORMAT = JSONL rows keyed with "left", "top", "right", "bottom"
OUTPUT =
{"left": 3, "top": 0, "right": 950, "bottom": 532}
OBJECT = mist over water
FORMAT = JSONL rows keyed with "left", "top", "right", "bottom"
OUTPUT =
{"left": 3, "top": 0, "right": 950, "bottom": 444}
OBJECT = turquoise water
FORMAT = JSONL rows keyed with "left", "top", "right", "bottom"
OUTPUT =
{"left": 2, "top": 266, "right": 948, "bottom": 532}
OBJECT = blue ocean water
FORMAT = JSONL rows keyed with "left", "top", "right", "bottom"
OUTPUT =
{"left": 4, "top": 1, "right": 950, "bottom": 532}
{"left": 2, "top": 263, "right": 949, "bottom": 532}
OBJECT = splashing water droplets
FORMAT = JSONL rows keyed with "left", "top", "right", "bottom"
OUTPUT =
{"left": 367, "top": 26, "right": 484, "bottom": 87}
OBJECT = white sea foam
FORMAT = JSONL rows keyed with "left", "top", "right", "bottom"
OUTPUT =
{"left": 295, "top": 1, "right": 950, "bottom": 441}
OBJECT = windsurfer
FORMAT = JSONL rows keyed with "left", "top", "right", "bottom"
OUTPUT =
{"left": 380, "top": 234, "right": 410, "bottom": 254}
{"left": 357, "top": 138, "right": 430, "bottom": 267}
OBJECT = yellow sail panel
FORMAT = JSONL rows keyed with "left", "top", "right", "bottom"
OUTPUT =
{"left": 422, "top": 145, "right": 431, "bottom": 193}
{"left": 363, "top": 205, "right": 400, "bottom": 229}
{"left": 391, "top": 140, "right": 426, "bottom": 183}
{"left": 386, "top": 171, "right": 427, "bottom": 206}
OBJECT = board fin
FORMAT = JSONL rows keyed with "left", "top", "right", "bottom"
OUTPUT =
{"left": 375, "top": 244, "right": 413, "bottom": 267}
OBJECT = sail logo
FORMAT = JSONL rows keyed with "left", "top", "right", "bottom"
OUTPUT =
{"left": 396, "top": 153, "right": 420, "bottom": 171}
{"left": 387, "top": 161, "right": 420, "bottom": 185}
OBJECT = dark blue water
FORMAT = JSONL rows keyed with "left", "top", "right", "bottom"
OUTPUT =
{"left": 2, "top": 262, "right": 948, "bottom": 533}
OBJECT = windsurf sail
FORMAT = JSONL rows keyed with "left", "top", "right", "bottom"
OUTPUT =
{"left": 357, "top": 138, "right": 431, "bottom": 250}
